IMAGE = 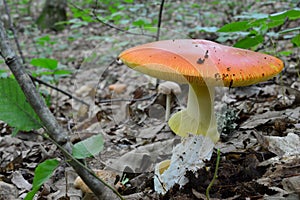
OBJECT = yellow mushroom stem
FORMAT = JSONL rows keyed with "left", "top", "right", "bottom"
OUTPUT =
{"left": 168, "top": 80, "right": 219, "bottom": 143}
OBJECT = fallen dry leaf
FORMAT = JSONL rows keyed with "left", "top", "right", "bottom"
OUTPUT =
{"left": 108, "top": 83, "right": 127, "bottom": 94}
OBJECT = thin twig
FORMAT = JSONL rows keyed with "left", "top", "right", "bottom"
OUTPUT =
{"left": 156, "top": 0, "right": 165, "bottom": 41}
{"left": 3, "top": 0, "right": 25, "bottom": 63}
{"left": 29, "top": 75, "right": 90, "bottom": 106}
{"left": 155, "top": 0, "right": 165, "bottom": 87}
{"left": 69, "top": 1, "right": 155, "bottom": 38}
{"left": 97, "top": 93, "right": 157, "bottom": 104}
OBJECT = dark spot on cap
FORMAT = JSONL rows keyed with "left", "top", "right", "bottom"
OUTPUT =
{"left": 222, "top": 74, "right": 229, "bottom": 80}
{"left": 195, "top": 45, "right": 198, "bottom": 47}
{"left": 215, "top": 73, "right": 221, "bottom": 81}
{"left": 227, "top": 67, "right": 230, "bottom": 71}
{"left": 204, "top": 50, "right": 209, "bottom": 58}
{"left": 197, "top": 58, "right": 205, "bottom": 64}
{"left": 264, "top": 57, "right": 267, "bottom": 59}
{"left": 262, "top": 73, "right": 265, "bottom": 77}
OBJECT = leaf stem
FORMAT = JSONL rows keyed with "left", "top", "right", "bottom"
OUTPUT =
{"left": 206, "top": 149, "right": 221, "bottom": 200}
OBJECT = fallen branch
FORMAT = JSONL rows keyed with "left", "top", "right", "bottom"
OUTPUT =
{"left": 0, "top": 20, "right": 123, "bottom": 200}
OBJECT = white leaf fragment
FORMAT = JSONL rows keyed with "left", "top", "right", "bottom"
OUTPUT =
{"left": 154, "top": 135, "right": 214, "bottom": 194}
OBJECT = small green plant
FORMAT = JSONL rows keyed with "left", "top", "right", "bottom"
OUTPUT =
{"left": 24, "top": 159, "right": 59, "bottom": 200}
{"left": 30, "top": 58, "right": 71, "bottom": 83}
{"left": 206, "top": 149, "right": 221, "bottom": 200}
{"left": 33, "top": 35, "right": 57, "bottom": 57}
{"left": 30, "top": 57, "right": 72, "bottom": 105}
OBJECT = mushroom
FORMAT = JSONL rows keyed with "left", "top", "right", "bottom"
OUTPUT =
{"left": 157, "top": 81, "right": 182, "bottom": 121}
{"left": 119, "top": 39, "right": 284, "bottom": 193}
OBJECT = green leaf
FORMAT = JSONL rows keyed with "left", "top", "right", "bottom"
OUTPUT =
{"left": 53, "top": 69, "right": 72, "bottom": 75}
{"left": 267, "top": 19, "right": 285, "bottom": 28}
{"left": 0, "top": 78, "right": 42, "bottom": 132}
{"left": 292, "top": 34, "right": 300, "bottom": 47}
{"left": 218, "top": 21, "right": 250, "bottom": 32}
{"left": 278, "top": 50, "right": 293, "bottom": 56}
{"left": 132, "top": 19, "right": 146, "bottom": 27}
{"left": 234, "top": 34, "right": 264, "bottom": 49}
{"left": 35, "top": 35, "right": 50, "bottom": 46}
{"left": 270, "top": 8, "right": 300, "bottom": 21}
{"left": 72, "top": 134, "right": 104, "bottom": 159}
{"left": 30, "top": 58, "right": 58, "bottom": 70}
{"left": 24, "top": 159, "right": 59, "bottom": 200}
{"left": 248, "top": 18, "right": 267, "bottom": 28}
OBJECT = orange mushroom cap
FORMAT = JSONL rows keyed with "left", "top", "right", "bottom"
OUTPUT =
{"left": 119, "top": 39, "right": 284, "bottom": 87}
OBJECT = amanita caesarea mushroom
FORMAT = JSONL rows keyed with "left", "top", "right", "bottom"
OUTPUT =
{"left": 119, "top": 39, "right": 284, "bottom": 193}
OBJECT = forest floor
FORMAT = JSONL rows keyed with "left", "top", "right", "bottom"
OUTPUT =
{"left": 0, "top": 1, "right": 300, "bottom": 200}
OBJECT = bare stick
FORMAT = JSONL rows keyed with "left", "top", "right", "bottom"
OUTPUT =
{"left": 156, "top": 0, "right": 165, "bottom": 41}
{"left": 0, "top": 21, "right": 123, "bottom": 200}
